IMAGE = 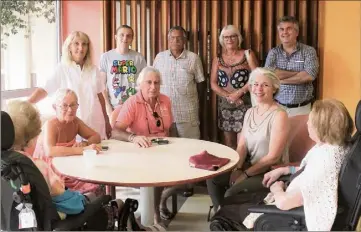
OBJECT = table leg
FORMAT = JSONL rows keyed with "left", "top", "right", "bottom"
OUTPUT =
{"left": 140, "top": 187, "right": 155, "bottom": 226}
{"left": 106, "top": 185, "right": 116, "bottom": 199}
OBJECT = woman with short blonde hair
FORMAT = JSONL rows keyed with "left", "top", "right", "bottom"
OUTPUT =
{"left": 210, "top": 25, "right": 259, "bottom": 150}
{"left": 310, "top": 99, "right": 353, "bottom": 145}
{"left": 207, "top": 67, "right": 289, "bottom": 214}
{"left": 28, "top": 31, "right": 111, "bottom": 139}
{"left": 7, "top": 100, "right": 42, "bottom": 151}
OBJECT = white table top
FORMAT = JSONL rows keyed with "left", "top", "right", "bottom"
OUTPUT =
{"left": 52, "top": 138, "right": 240, "bottom": 187}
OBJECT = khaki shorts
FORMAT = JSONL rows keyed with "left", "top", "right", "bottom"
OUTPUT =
{"left": 170, "top": 122, "right": 200, "bottom": 139}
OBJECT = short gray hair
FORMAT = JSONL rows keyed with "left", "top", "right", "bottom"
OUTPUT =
{"left": 167, "top": 26, "right": 187, "bottom": 40}
{"left": 53, "top": 88, "right": 78, "bottom": 106}
{"left": 136, "top": 66, "right": 162, "bottom": 86}
{"left": 249, "top": 68, "right": 280, "bottom": 96}
{"left": 219, "top": 25, "right": 243, "bottom": 48}
{"left": 277, "top": 16, "right": 299, "bottom": 32}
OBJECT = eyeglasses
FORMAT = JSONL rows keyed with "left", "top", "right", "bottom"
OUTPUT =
{"left": 153, "top": 112, "right": 161, "bottom": 127}
{"left": 59, "top": 103, "right": 79, "bottom": 111}
{"left": 169, "top": 36, "right": 184, "bottom": 42}
{"left": 223, "top": 35, "right": 238, "bottom": 41}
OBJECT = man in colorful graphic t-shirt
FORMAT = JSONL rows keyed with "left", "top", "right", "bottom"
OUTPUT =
{"left": 100, "top": 25, "right": 147, "bottom": 116}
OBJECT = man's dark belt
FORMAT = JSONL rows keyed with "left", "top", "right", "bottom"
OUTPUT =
{"left": 276, "top": 99, "right": 312, "bottom": 108}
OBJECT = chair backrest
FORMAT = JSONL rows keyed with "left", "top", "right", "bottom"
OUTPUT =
{"left": 1, "top": 111, "right": 15, "bottom": 151}
{"left": 1, "top": 111, "right": 59, "bottom": 231}
{"left": 335, "top": 100, "right": 361, "bottom": 230}
{"left": 288, "top": 114, "right": 316, "bottom": 162}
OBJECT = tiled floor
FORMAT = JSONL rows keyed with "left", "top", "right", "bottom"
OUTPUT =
{"left": 167, "top": 193, "right": 211, "bottom": 231}
{"left": 115, "top": 186, "right": 211, "bottom": 230}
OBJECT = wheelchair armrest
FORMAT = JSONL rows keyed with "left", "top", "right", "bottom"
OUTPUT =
{"left": 271, "top": 162, "right": 300, "bottom": 170}
{"left": 52, "top": 195, "right": 111, "bottom": 231}
{"left": 278, "top": 174, "right": 291, "bottom": 182}
{"left": 248, "top": 205, "right": 305, "bottom": 217}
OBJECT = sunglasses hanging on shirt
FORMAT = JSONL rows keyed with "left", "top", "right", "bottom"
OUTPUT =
{"left": 152, "top": 112, "right": 162, "bottom": 127}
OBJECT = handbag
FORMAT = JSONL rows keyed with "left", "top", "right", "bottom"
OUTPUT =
{"left": 189, "top": 150, "right": 230, "bottom": 171}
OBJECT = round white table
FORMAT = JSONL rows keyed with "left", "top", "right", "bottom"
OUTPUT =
{"left": 52, "top": 138, "right": 239, "bottom": 226}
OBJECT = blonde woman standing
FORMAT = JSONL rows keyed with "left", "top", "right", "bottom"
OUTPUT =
{"left": 28, "top": 31, "right": 111, "bottom": 139}
{"left": 210, "top": 25, "right": 258, "bottom": 149}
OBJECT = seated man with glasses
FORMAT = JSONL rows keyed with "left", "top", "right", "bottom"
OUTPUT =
{"left": 112, "top": 66, "right": 175, "bottom": 226}
{"left": 33, "top": 88, "right": 104, "bottom": 195}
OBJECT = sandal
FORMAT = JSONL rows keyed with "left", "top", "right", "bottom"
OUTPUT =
{"left": 182, "top": 188, "right": 194, "bottom": 197}
{"left": 147, "top": 223, "right": 166, "bottom": 231}
{"left": 159, "top": 207, "right": 175, "bottom": 220}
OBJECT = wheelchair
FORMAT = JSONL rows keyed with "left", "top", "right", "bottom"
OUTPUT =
{"left": 1, "top": 111, "right": 113, "bottom": 231}
{"left": 210, "top": 100, "right": 361, "bottom": 231}
{"left": 248, "top": 100, "right": 361, "bottom": 231}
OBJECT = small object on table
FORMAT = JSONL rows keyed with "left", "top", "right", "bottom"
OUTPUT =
{"left": 189, "top": 150, "right": 230, "bottom": 171}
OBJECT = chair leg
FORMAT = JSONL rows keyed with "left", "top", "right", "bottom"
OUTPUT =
{"left": 171, "top": 194, "right": 177, "bottom": 215}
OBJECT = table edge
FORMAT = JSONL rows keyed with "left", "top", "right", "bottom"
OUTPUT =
{"left": 51, "top": 162, "right": 238, "bottom": 187}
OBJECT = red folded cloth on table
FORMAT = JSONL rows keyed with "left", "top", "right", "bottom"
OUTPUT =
{"left": 189, "top": 150, "right": 230, "bottom": 171}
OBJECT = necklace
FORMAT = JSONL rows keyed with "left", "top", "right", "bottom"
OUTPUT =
{"left": 256, "top": 105, "right": 272, "bottom": 116}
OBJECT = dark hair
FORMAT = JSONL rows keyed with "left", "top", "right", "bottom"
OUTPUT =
{"left": 277, "top": 16, "right": 299, "bottom": 32}
{"left": 168, "top": 26, "right": 187, "bottom": 40}
{"left": 116, "top": 25, "right": 134, "bottom": 37}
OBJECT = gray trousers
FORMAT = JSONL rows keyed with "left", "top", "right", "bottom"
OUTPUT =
{"left": 206, "top": 171, "right": 267, "bottom": 210}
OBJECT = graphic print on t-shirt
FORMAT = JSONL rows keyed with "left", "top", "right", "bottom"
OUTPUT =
{"left": 111, "top": 59, "right": 137, "bottom": 103}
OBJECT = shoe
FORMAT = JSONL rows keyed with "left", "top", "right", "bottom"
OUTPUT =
{"left": 159, "top": 207, "right": 175, "bottom": 220}
{"left": 182, "top": 188, "right": 194, "bottom": 197}
{"left": 118, "top": 198, "right": 139, "bottom": 231}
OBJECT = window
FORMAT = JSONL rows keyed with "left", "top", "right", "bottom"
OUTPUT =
{"left": 1, "top": 1, "right": 60, "bottom": 116}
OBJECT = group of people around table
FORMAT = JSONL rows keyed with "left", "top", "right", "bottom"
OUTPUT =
{"left": 4, "top": 15, "right": 355, "bottom": 230}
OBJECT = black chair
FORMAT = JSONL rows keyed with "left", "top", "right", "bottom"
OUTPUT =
{"left": 249, "top": 100, "right": 361, "bottom": 231}
{"left": 1, "top": 111, "right": 111, "bottom": 231}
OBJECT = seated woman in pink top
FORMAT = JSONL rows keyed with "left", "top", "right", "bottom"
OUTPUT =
{"left": 112, "top": 66, "right": 175, "bottom": 225}
{"left": 34, "top": 88, "right": 104, "bottom": 195}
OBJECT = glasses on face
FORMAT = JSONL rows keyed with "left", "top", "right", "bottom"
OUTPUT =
{"left": 223, "top": 35, "right": 238, "bottom": 41}
{"left": 59, "top": 103, "right": 79, "bottom": 111}
{"left": 169, "top": 36, "right": 184, "bottom": 42}
{"left": 153, "top": 112, "right": 161, "bottom": 127}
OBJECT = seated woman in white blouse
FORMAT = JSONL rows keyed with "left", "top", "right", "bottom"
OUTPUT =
{"left": 238, "top": 99, "right": 354, "bottom": 231}
{"left": 27, "top": 31, "right": 111, "bottom": 139}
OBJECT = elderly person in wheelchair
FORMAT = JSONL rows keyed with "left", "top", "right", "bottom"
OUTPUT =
{"left": 210, "top": 99, "right": 354, "bottom": 231}
{"left": 2, "top": 100, "right": 117, "bottom": 230}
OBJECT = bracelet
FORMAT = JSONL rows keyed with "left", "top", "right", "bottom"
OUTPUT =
{"left": 289, "top": 166, "right": 296, "bottom": 174}
{"left": 128, "top": 133, "right": 136, "bottom": 142}
{"left": 244, "top": 170, "right": 250, "bottom": 178}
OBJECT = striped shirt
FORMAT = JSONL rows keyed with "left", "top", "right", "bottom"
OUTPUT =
{"left": 265, "top": 42, "right": 319, "bottom": 105}
{"left": 153, "top": 50, "right": 205, "bottom": 123}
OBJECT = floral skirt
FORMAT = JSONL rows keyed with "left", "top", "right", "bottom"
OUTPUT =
{"left": 217, "top": 96, "right": 251, "bottom": 133}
